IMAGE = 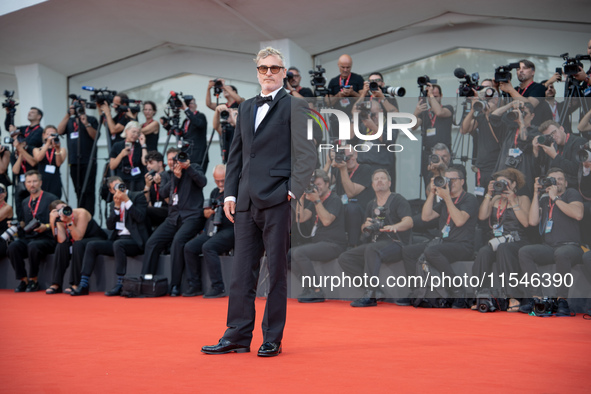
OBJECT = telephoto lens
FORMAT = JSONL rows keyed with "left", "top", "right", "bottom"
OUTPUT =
{"left": 433, "top": 176, "right": 448, "bottom": 188}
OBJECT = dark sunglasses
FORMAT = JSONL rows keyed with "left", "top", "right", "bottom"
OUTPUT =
{"left": 257, "top": 65, "right": 284, "bottom": 74}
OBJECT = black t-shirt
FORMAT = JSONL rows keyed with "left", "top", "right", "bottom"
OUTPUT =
{"left": 142, "top": 120, "right": 159, "bottom": 152}
{"left": 109, "top": 141, "right": 146, "bottom": 181}
{"left": 539, "top": 133, "right": 587, "bottom": 189}
{"left": 364, "top": 193, "right": 412, "bottom": 244}
{"left": 182, "top": 110, "right": 208, "bottom": 166}
{"left": 304, "top": 192, "right": 347, "bottom": 246}
{"left": 334, "top": 163, "right": 374, "bottom": 210}
{"left": 515, "top": 82, "right": 552, "bottom": 126}
{"left": 296, "top": 87, "right": 314, "bottom": 98}
{"left": 419, "top": 106, "right": 454, "bottom": 152}
{"left": 474, "top": 115, "right": 502, "bottom": 173}
{"left": 18, "top": 125, "right": 43, "bottom": 148}
{"left": 540, "top": 188, "right": 582, "bottom": 246}
{"left": 110, "top": 112, "right": 130, "bottom": 144}
{"left": 21, "top": 191, "right": 58, "bottom": 240}
{"left": 66, "top": 116, "right": 98, "bottom": 164}
{"left": 327, "top": 73, "right": 365, "bottom": 115}
{"left": 433, "top": 191, "right": 478, "bottom": 246}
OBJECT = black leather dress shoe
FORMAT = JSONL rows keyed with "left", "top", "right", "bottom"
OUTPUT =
{"left": 182, "top": 286, "right": 203, "bottom": 297}
{"left": 170, "top": 285, "right": 181, "bottom": 297}
{"left": 105, "top": 284, "right": 122, "bottom": 296}
{"left": 257, "top": 342, "right": 282, "bottom": 357}
{"left": 203, "top": 288, "right": 226, "bottom": 298}
{"left": 25, "top": 280, "right": 39, "bottom": 292}
{"left": 71, "top": 286, "right": 89, "bottom": 296}
{"left": 201, "top": 338, "right": 250, "bottom": 355}
{"left": 15, "top": 281, "right": 27, "bottom": 293}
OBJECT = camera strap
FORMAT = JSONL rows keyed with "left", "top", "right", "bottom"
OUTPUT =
{"left": 484, "top": 114, "right": 499, "bottom": 145}
{"left": 339, "top": 74, "right": 351, "bottom": 89}
{"left": 28, "top": 190, "right": 43, "bottom": 218}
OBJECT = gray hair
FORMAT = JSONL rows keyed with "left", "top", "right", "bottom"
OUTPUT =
{"left": 431, "top": 143, "right": 450, "bottom": 154}
{"left": 124, "top": 121, "right": 140, "bottom": 133}
{"left": 254, "top": 47, "right": 285, "bottom": 66}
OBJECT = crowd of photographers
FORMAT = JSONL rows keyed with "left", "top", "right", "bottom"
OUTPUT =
{"left": 2, "top": 40, "right": 591, "bottom": 316}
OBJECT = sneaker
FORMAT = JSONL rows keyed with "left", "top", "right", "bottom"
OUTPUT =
{"left": 350, "top": 297, "right": 377, "bottom": 307}
{"left": 556, "top": 298, "right": 572, "bottom": 316}
{"left": 298, "top": 288, "right": 325, "bottom": 303}
{"left": 394, "top": 298, "right": 411, "bottom": 306}
{"left": 15, "top": 280, "right": 27, "bottom": 293}
{"left": 25, "top": 280, "right": 39, "bottom": 292}
{"left": 203, "top": 288, "right": 226, "bottom": 298}
{"left": 519, "top": 298, "right": 535, "bottom": 314}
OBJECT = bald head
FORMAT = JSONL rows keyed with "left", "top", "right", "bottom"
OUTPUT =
{"left": 213, "top": 164, "right": 226, "bottom": 192}
{"left": 338, "top": 54, "right": 353, "bottom": 78}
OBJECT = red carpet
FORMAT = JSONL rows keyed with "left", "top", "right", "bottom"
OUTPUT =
{"left": 0, "top": 290, "right": 589, "bottom": 393}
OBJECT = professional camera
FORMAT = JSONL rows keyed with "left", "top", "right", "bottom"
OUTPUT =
{"left": 560, "top": 53, "right": 591, "bottom": 76}
{"left": 23, "top": 218, "right": 41, "bottom": 234}
{"left": 9, "top": 129, "right": 26, "bottom": 143}
{"left": 429, "top": 154, "right": 441, "bottom": 164}
{"left": 493, "top": 179, "right": 509, "bottom": 195}
{"left": 147, "top": 169, "right": 157, "bottom": 178}
{"left": 213, "top": 79, "right": 224, "bottom": 96}
{"left": 504, "top": 155, "right": 522, "bottom": 168}
{"left": 454, "top": 68, "right": 480, "bottom": 97}
{"left": 115, "top": 183, "right": 127, "bottom": 192}
{"left": 380, "top": 86, "right": 406, "bottom": 97}
{"left": 417, "top": 75, "right": 437, "bottom": 86}
{"left": 167, "top": 91, "right": 190, "bottom": 109}
{"left": 173, "top": 151, "right": 189, "bottom": 163}
{"left": 334, "top": 150, "right": 352, "bottom": 164}
{"left": 82, "top": 86, "right": 117, "bottom": 106}
{"left": 58, "top": 205, "right": 73, "bottom": 217}
{"left": 117, "top": 98, "right": 141, "bottom": 115}
{"left": 45, "top": 133, "right": 61, "bottom": 145}
{"left": 494, "top": 63, "right": 520, "bottom": 83}
{"left": 472, "top": 100, "right": 487, "bottom": 117}
{"left": 309, "top": 65, "right": 328, "bottom": 96}
{"left": 68, "top": 94, "right": 94, "bottom": 114}
{"left": 488, "top": 233, "right": 515, "bottom": 252}
{"left": 506, "top": 104, "right": 525, "bottom": 122}
{"left": 538, "top": 176, "right": 557, "bottom": 188}
{"left": 2, "top": 90, "right": 18, "bottom": 114}
{"left": 363, "top": 218, "right": 385, "bottom": 235}
{"left": 537, "top": 134, "right": 555, "bottom": 147}
{"left": 355, "top": 101, "right": 371, "bottom": 121}
{"left": 433, "top": 175, "right": 448, "bottom": 188}
{"left": 1, "top": 219, "right": 19, "bottom": 243}
{"left": 576, "top": 142, "right": 591, "bottom": 163}
{"left": 476, "top": 289, "right": 500, "bottom": 313}
{"left": 533, "top": 297, "right": 558, "bottom": 315}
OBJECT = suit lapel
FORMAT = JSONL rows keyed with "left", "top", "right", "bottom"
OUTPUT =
{"left": 254, "top": 89, "right": 287, "bottom": 138}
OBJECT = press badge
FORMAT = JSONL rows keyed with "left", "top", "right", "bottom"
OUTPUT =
{"left": 310, "top": 224, "right": 318, "bottom": 237}
{"left": 442, "top": 224, "right": 450, "bottom": 238}
{"left": 584, "top": 87, "right": 591, "bottom": 96}
{"left": 71, "top": 132, "right": 79, "bottom": 139}
{"left": 474, "top": 186, "right": 485, "bottom": 196}
{"left": 45, "top": 165, "right": 56, "bottom": 174}
{"left": 493, "top": 224, "right": 503, "bottom": 237}
{"left": 131, "top": 167, "right": 141, "bottom": 176}
{"left": 69, "top": 246, "right": 73, "bottom": 254}
{"left": 545, "top": 220, "right": 553, "bottom": 234}
{"left": 154, "top": 201, "right": 162, "bottom": 208}
{"left": 341, "top": 194, "right": 348, "bottom": 205}
{"left": 340, "top": 98, "right": 350, "bottom": 107}
{"left": 426, "top": 128, "right": 436, "bottom": 137}
{"left": 20, "top": 174, "right": 25, "bottom": 182}
{"left": 508, "top": 148, "right": 522, "bottom": 157}
{"left": 116, "top": 222, "right": 125, "bottom": 231}
{"left": 172, "top": 194, "right": 179, "bottom": 206}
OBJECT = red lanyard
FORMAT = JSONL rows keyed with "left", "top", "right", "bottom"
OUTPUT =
{"left": 446, "top": 192, "right": 464, "bottom": 226}
{"left": 119, "top": 204, "right": 125, "bottom": 222}
{"left": 21, "top": 163, "right": 27, "bottom": 175}
{"left": 127, "top": 144, "right": 135, "bottom": 168}
{"left": 517, "top": 81, "right": 533, "bottom": 96}
{"left": 496, "top": 200, "right": 508, "bottom": 224}
{"left": 556, "top": 134, "right": 569, "bottom": 156}
{"left": 142, "top": 119, "right": 153, "bottom": 128}
{"left": 28, "top": 191, "right": 43, "bottom": 218}
{"left": 550, "top": 102, "right": 558, "bottom": 121}
{"left": 348, "top": 164, "right": 359, "bottom": 179}
{"left": 73, "top": 120, "right": 79, "bottom": 132}
{"left": 154, "top": 184, "right": 160, "bottom": 201}
{"left": 340, "top": 74, "right": 351, "bottom": 89}
{"left": 428, "top": 111, "right": 437, "bottom": 128}
{"left": 476, "top": 169, "right": 481, "bottom": 187}
{"left": 24, "top": 125, "right": 40, "bottom": 138}
{"left": 513, "top": 130, "right": 520, "bottom": 148}
{"left": 45, "top": 148, "right": 55, "bottom": 165}
{"left": 548, "top": 199, "right": 556, "bottom": 220}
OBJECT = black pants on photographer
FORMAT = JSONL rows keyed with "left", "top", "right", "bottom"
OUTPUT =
{"left": 141, "top": 216, "right": 205, "bottom": 288}
{"left": 82, "top": 237, "right": 143, "bottom": 278}
{"left": 8, "top": 238, "right": 57, "bottom": 280}
{"left": 290, "top": 241, "right": 346, "bottom": 288}
{"left": 344, "top": 202, "right": 365, "bottom": 247}
{"left": 184, "top": 227, "right": 235, "bottom": 292}
{"left": 472, "top": 240, "right": 528, "bottom": 298}
{"left": 70, "top": 163, "right": 96, "bottom": 216}
{"left": 339, "top": 240, "right": 404, "bottom": 289}
{"left": 51, "top": 236, "right": 106, "bottom": 288}
{"left": 518, "top": 244, "right": 583, "bottom": 299}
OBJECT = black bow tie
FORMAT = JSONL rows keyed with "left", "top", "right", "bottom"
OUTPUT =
{"left": 255, "top": 95, "right": 273, "bottom": 107}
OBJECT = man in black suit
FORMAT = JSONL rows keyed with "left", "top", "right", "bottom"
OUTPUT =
{"left": 80, "top": 176, "right": 150, "bottom": 296}
{"left": 202, "top": 47, "right": 316, "bottom": 357}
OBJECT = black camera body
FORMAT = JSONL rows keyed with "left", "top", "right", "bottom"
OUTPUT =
{"left": 538, "top": 177, "right": 557, "bottom": 188}
{"left": 494, "top": 63, "right": 520, "bottom": 83}
{"left": 24, "top": 218, "right": 41, "bottom": 234}
{"left": 355, "top": 102, "right": 371, "bottom": 120}
{"left": 454, "top": 68, "right": 481, "bottom": 97}
{"left": 537, "top": 134, "right": 554, "bottom": 147}
{"left": 363, "top": 218, "right": 384, "bottom": 235}
{"left": 147, "top": 169, "right": 157, "bottom": 178}
{"left": 309, "top": 65, "right": 328, "bottom": 96}
{"left": 174, "top": 151, "right": 189, "bottom": 163}
{"left": 576, "top": 142, "right": 591, "bottom": 163}
{"left": 429, "top": 154, "right": 441, "bottom": 164}
{"left": 10, "top": 129, "right": 26, "bottom": 143}
{"left": 560, "top": 53, "right": 591, "bottom": 76}
{"left": 213, "top": 79, "right": 224, "bottom": 95}
{"left": 89, "top": 89, "right": 117, "bottom": 106}
{"left": 493, "top": 179, "right": 509, "bottom": 195}
{"left": 505, "top": 155, "right": 522, "bottom": 168}
{"left": 59, "top": 205, "right": 73, "bottom": 217}
{"left": 433, "top": 175, "right": 449, "bottom": 188}
{"left": 417, "top": 75, "right": 437, "bottom": 86}
{"left": 534, "top": 297, "right": 558, "bottom": 315}
{"left": 2, "top": 90, "right": 18, "bottom": 114}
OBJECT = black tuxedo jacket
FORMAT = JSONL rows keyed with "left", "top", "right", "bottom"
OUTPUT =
{"left": 106, "top": 190, "right": 150, "bottom": 248}
{"left": 225, "top": 89, "right": 316, "bottom": 211}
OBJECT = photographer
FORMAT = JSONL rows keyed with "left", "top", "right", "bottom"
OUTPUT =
{"left": 460, "top": 80, "right": 501, "bottom": 199}
{"left": 285, "top": 67, "right": 314, "bottom": 98}
{"left": 46, "top": 201, "right": 107, "bottom": 295}
{"left": 74, "top": 177, "right": 149, "bottom": 296}
{"left": 0, "top": 145, "right": 10, "bottom": 190}
{"left": 496, "top": 60, "right": 551, "bottom": 126}
{"left": 491, "top": 100, "right": 539, "bottom": 197}
{"left": 572, "top": 39, "right": 591, "bottom": 90}
{"left": 518, "top": 168, "right": 584, "bottom": 316}
{"left": 8, "top": 170, "right": 58, "bottom": 292}
{"left": 357, "top": 72, "right": 400, "bottom": 113}
{"left": 143, "top": 150, "right": 170, "bottom": 229}
{"left": 327, "top": 54, "right": 365, "bottom": 112}
{"left": 181, "top": 97, "right": 209, "bottom": 171}
{"left": 0, "top": 184, "right": 14, "bottom": 258}
{"left": 57, "top": 97, "right": 98, "bottom": 214}
{"left": 109, "top": 121, "right": 148, "bottom": 191}
{"left": 578, "top": 107, "right": 591, "bottom": 135}
{"left": 534, "top": 120, "right": 586, "bottom": 189}
{"left": 292, "top": 169, "right": 347, "bottom": 303}
{"left": 400, "top": 165, "right": 478, "bottom": 305}
{"left": 33, "top": 126, "right": 66, "bottom": 198}
{"left": 141, "top": 101, "right": 160, "bottom": 152}
{"left": 206, "top": 79, "right": 244, "bottom": 111}
{"left": 472, "top": 168, "right": 531, "bottom": 310}
{"left": 324, "top": 144, "right": 373, "bottom": 246}
{"left": 541, "top": 77, "right": 577, "bottom": 133}
{"left": 141, "top": 152, "right": 207, "bottom": 296}
{"left": 212, "top": 105, "right": 237, "bottom": 164}
{"left": 7, "top": 107, "right": 44, "bottom": 148}
{"left": 183, "top": 164, "right": 234, "bottom": 298}
{"left": 338, "top": 169, "right": 413, "bottom": 307}
{"left": 11, "top": 134, "right": 39, "bottom": 221}
{"left": 412, "top": 83, "right": 454, "bottom": 193}
{"left": 98, "top": 92, "right": 135, "bottom": 144}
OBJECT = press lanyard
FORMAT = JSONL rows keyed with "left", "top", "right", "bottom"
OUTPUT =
{"left": 445, "top": 192, "right": 465, "bottom": 226}
{"left": 24, "top": 125, "right": 40, "bottom": 138}
{"left": 45, "top": 148, "right": 55, "bottom": 164}
{"left": 340, "top": 75, "right": 351, "bottom": 89}
{"left": 556, "top": 134, "right": 569, "bottom": 156}
{"left": 28, "top": 191, "right": 44, "bottom": 218}
{"left": 517, "top": 81, "right": 533, "bottom": 96}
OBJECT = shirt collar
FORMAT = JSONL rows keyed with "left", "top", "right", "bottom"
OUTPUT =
{"left": 261, "top": 87, "right": 282, "bottom": 99}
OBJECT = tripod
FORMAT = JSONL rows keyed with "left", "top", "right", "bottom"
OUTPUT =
{"left": 559, "top": 75, "right": 590, "bottom": 131}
